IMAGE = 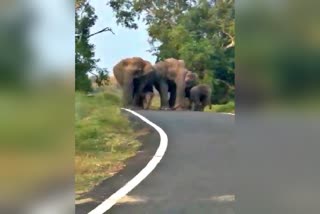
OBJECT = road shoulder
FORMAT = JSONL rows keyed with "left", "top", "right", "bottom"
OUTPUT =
{"left": 75, "top": 111, "right": 160, "bottom": 214}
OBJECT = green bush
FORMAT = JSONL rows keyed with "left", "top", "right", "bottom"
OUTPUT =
{"left": 211, "top": 79, "right": 232, "bottom": 104}
{"left": 75, "top": 73, "right": 92, "bottom": 92}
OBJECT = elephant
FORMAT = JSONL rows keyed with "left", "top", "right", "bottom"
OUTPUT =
{"left": 133, "top": 78, "right": 154, "bottom": 109}
{"left": 153, "top": 58, "right": 189, "bottom": 110}
{"left": 185, "top": 71, "right": 199, "bottom": 99}
{"left": 189, "top": 84, "right": 212, "bottom": 111}
{"left": 113, "top": 57, "right": 155, "bottom": 108}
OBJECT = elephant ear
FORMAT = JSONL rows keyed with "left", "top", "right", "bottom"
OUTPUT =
{"left": 143, "top": 60, "right": 154, "bottom": 73}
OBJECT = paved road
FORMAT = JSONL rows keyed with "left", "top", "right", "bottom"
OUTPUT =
{"left": 108, "top": 111, "right": 235, "bottom": 214}
{"left": 78, "top": 111, "right": 320, "bottom": 214}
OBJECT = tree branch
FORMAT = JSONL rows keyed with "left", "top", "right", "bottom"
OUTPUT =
{"left": 88, "top": 27, "right": 115, "bottom": 38}
{"left": 151, "top": 1, "right": 159, "bottom": 10}
{"left": 145, "top": 8, "right": 155, "bottom": 16}
{"left": 88, "top": 71, "right": 98, "bottom": 78}
{"left": 222, "top": 30, "right": 235, "bottom": 50}
{"left": 225, "top": 39, "right": 234, "bottom": 49}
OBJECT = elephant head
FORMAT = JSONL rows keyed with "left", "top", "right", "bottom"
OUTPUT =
{"left": 113, "top": 57, "right": 155, "bottom": 107}
{"left": 184, "top": 71, "right": 199, "bottom": 104}
{"left": 185, "top": 71, "right": 199, "bottom": 90}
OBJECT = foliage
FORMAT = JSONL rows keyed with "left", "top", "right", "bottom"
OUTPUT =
{"left": 205, "top": 100, "right": 235, "bottom": 113}
{"left": 90, "top": 68, "right": 110, "bottom": 87}
{"left": 75, "top": 0, "right": 112, "bottom": 92}
{"left": 108, "top": 0, "right": 235, "bottom": 104}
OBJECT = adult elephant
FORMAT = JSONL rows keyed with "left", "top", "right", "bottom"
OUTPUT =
{"left": 113, "top": 57, "right": 155, "bottom": 108}
{"left": 153, "top": 58, "right": 189, "bottom": 110}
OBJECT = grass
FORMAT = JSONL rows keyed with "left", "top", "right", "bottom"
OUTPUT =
{"left": 150, "top": 94, "right": 161, "bottom": 110}
{"left": 205, "top": 101, "right": 235, "bottom": 113}
{"left": 75, "top": 91, "right": 142, "bottom": 197}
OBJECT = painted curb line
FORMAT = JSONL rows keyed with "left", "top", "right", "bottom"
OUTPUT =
{"left": 88, "top": 108, "right": 168, "bottom": 214}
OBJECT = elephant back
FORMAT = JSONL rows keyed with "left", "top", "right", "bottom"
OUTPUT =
{"left": 155, "top": 58, "right": 188, "bottom": 80}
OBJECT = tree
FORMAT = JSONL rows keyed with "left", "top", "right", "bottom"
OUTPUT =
{"left": 108, "top": 0, "right": 234, "bottom": 103}
{"left": 75, "top": 0, "right": 113, "bottom": 92}
{"left": 90, "top": 68, "right": 110, "bottom": 87}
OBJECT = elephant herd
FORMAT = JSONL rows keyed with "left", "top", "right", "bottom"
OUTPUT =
{"left": 113, "top": 57, "right": 212, "bottom": 111}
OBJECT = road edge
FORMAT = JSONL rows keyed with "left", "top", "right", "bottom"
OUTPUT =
{"left": 88, "top": 108, "right": 168, "bottom": 214}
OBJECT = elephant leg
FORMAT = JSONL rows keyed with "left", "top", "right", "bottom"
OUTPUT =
{"left": 159, "top": 80, "right": 170, "bottom": 110}
{"left": 153, "top": 82, "right": 162, "bottom": 110}
{"left": 123, "top": 78, "right": 134, "bottom": 107}
{"left": 185, "top": 98, "right": 192, "bottom": 110}
{"left": 191, "top": 101, "right": 196, "bottom": 111}
{"left": 142, "top": 95, "right": 147, "bottom": 109}
{"left": 191, "top": 94, "right": 201, "bottom": 111}
{"left": 143, "top": 92, "right": 154, "bottom": 109}
{"left": 133, "top": 94, "right": 144, "bottom": 108}
{"left": 132, "top": 91, "right": 140, "bottom": 108}
{"left": 173, "top": 76, "right": 187, "bottom": 110}
{"left": 136, "top": 95, "right": 144, "bottom": 109}
{"left": 168, "top": 89, "right": 176, "bottom": 108}
{"left": 199, "top": 104, "right": 205, "bottom": 112}
{"left": 202, "top": 96, "right": 210, "bottom": 111}
{"left": 195, "top": 99, "right": 202, "bottom": 111}
{"left": 132, "top": 87, "right": 141, "bottom": 107}
{"left": 133, "top": 77, "right": 148, "bottom": 108}
{"left": 167, "top": 80, "right": 176, "bottom": 108}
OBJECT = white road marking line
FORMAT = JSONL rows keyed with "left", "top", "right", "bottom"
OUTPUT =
{"left": 221, "top": 112, "right": 235, "bottom": 116}
{"left": 208, "top": 195, "right": 235, "bottom": 203}
{"left": 88, "top": 108, "right": 168, "bottom": 214}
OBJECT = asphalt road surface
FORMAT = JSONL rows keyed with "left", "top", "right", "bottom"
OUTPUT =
{"left": 107, "top": 111, "right": 235, "bottom": 214}
{"left": 77, "top": 111, "right": 320, "bottom": 214}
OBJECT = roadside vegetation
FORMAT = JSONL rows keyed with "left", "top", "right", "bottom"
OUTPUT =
{"left": 151, "top": 94, "right": 234, "bottom": 113}
{"left": 75, "top": 91, "right": 141, "bottom": 197}
{"left": 205, "top": 101, "right": 235, "bottom": 113}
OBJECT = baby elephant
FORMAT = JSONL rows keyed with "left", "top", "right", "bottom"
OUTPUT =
{"left": 189, "top": 84, "right": 212, "bottom": 111}
{"left": 140, "top": 84, "right": 154, "bottom": 109}
{"left": 133, "top": 78, "right": 154, "bottom": 109}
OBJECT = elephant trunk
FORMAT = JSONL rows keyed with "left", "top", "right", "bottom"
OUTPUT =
{"left": 123, "top": 74, "right": 134, "bottom": 107}
{"left": 174, "top": 72, "right": 187, "bottom": 110}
